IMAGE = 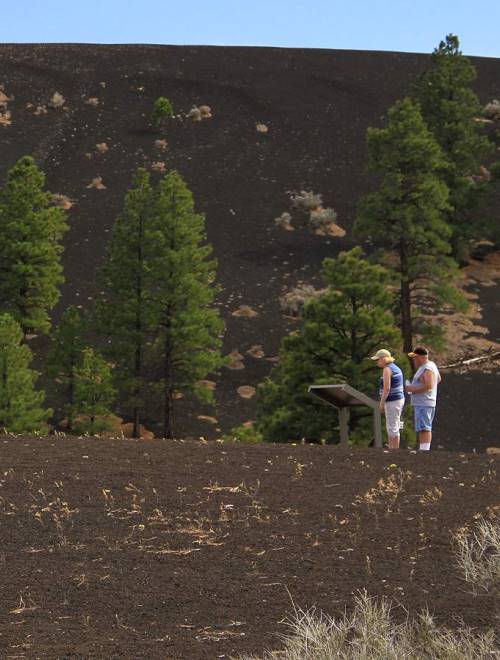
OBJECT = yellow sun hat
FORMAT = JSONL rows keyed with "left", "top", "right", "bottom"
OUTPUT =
{"left": 369, "top": 349, "right": 393, "bottom": 361}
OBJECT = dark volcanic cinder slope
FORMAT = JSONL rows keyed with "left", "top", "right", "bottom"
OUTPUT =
{"left": 0, "top": 44, "right": 499, "bottom": 446}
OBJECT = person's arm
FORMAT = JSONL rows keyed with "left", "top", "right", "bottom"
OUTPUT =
{"left": 407, "top": 368, "right": 435, "bottom": 394}
{"left": 379, "top": 367, "right": 391, "bottom": 410}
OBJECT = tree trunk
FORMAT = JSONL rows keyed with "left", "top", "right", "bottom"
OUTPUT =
{"left": 400, "top": 239, "right": 413, "bottom": 355}
{"left": 132, "top": 209, "right": 145, "bottom": 439}
{"left": 67, "top": 366, "right": 74, "bottom": 432}
{"left": 163, "top": 330, "right": 174, "bottom": 439}
{"left": 0, "top": 356, "right": 8, "bottom": 427}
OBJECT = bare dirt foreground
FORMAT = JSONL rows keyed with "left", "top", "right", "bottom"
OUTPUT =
{"left": 0, "top": 436, "right": 498, "bottom": 659}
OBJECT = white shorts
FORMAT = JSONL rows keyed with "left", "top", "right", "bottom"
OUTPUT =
{"left": 384, "top": 399, "right": 404, "bottom": 436}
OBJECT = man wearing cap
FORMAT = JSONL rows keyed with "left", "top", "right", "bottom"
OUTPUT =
{"left": 370, "top": 349, "right": 405, "bottom": 450}
{"left": 405, "top": 347, "right": 441, "bottom": 451}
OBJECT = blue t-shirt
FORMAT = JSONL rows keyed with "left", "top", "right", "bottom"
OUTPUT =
{"left": 379, "top": 362, "right": 404, "bottom": 401}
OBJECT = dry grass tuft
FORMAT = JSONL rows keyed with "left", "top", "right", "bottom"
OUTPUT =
{"left": 197, "top": 415, "right": 218, "bottom": 425}
{"left": 0, "top": 109, "right": 12, "bottom": 127}
{"left": 275, "top": 211, "right": 294, "bottom": 231}
{"left": 238, "top": 590, "right": 499, "bottom": 659}
{"left": 454, "top": 514, "right": 500, "bottom": 594}
{"left": 483, "top": 99, "right": 500, "bottom": 121}
{"left": 151, "top": 161, "right": 167, "bottom": 172}
{"left": 279, "top": 283, "right": 327, "bottom": 318}
{"left": 48, "top": 91, "right": 66, "bottom": 108}
{"left": 237, "top": 385, "right": 256, "bottom": 399}
{"left": 86, "top": 176, "right": 106, "bottom": 190}
{"left": 226, "top": 349, "right": 245, "bottom": 370}
{"left": 232, "top": 305, "right": 259, "bottom": 318}
{"left": 95, "top": 142, "right": 109, "bottom": 154}
{"left": 154, "top": 138, "right": 168, "bottom": 151}
{"left": 246, "top": 344, "right": 265, "bottom": 359}
{"left": 52, "top": 193, "right": 74, "bottom": 210}
{"left": 187, "top": 104, "right": 212, "bottom": 122}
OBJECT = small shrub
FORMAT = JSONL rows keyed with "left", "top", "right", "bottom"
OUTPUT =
{"left": 199, "top": 104, "right": 212, "bottom": 118}
{"left": 48, "top": 92, "right": 65, "bottom": 109}
{"left": 0, "top": 110, "right": 12, "bottom": 127}
{"left": 309, "top": 206, "right": 338, "bottom": 231}
{"left": 279, "top": 284, "right": 326, "bottom": 318}
{"left": 152, "top": 96, "right": 174, "bottom": 128}
{"left": 483, "top": 99, "right": 500, "bottom": 121}
{"left": 275, "top": 191, "right": 344, "bottom": 238}
{"left": 221, "top": 424, "right": 263, "bottom": 444}
{"left": 275, "top": 211, "right": 294, "bottom": 231}
{"left": 290, "top": 190, "right": 323, "bottom": 212}
{"left": 71, "top": 413, "right": 122, "bottom": 436}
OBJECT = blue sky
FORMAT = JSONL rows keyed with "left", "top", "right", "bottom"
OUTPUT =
{"left": 3, "top": 0, "right": 500, "bottom": 58}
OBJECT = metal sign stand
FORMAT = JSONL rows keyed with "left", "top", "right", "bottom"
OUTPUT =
{"left": 308, "top": 383, "right": 383, "bottom": 448}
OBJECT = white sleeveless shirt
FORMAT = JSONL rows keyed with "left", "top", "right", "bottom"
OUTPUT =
{"left": 410, "top": 360, "right": 440, "bottom": 407}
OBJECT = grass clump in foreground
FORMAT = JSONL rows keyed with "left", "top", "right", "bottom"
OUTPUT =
{"left": 454, "top": 514, "right": 500, "bottom": 595}
{"left": 238, "top": 590, "right": 498, "bottom": 659}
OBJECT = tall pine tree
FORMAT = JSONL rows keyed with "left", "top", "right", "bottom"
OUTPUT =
{"left": 0, "top": 313, "right": 51, "bottom": 433}
{"left": 149, "top": 171, "right": 226, "bottom": 439}
{"left": 95, "top": 168, "right": 157, "bottom": 437}
{"left": 256, "top": 248, "right": 401, "bottom": 444}
{"left": 96, "top": 169, "right": 226, "bottom": 439}
{"left": 0, "top": 156, "right": 69, "bottom": 337}
{"left": 412, "top": 35, "right": 493, "bottom": 260}
{"left": 356, "top": 97, "right": 467, "bottom": 353}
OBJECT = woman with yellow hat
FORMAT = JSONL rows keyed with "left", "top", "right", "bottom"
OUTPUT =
{"left": 370, "top": 349, "right": 405, "bottom": 449}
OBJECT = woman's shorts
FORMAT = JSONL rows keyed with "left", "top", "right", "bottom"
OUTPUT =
{"left": 414, "top": 405, "right": 436, "bottom": 432}
{"left": 384, "top": 398, "right": 404, "bottom": 436}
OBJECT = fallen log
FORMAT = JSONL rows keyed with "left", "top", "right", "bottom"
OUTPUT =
{"left": 441, "top": 351, "right": 500, "bottom": 370}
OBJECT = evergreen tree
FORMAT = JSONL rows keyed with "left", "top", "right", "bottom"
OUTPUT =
{"left": 356, "top": 97, "right": 467, "bottom": 353}
{"left": 73, "top": 348, "right": 116, "bottom": 435}
{"left": 412, "top": 34, "right": 493, "bottom": 259}
{"left": 94, "top": 168, "right": 157, "bottom": 437}
{"left": 256, "top": 248, "right": 401, "bottom": 444}
{"left": 149, "top": 171, "right": 226, "bottom": 438}
{"left": 0, "top": 156, "right": 69, "bottom": 337}
{"left": 152, "top": 97, "right": 174, "bottom": 129}
{"left": 46, "top": 306, "right": 86, "bottom": 431}
{"left": 0, "top": 313, "right": 51, "bottom": 433}
{"left": 489, "top": 160, "right": 500, "bottom": 246}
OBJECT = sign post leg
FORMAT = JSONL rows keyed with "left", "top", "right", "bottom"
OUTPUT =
{"left": 339, "top": 407, "right": 349, "bottom": 444}
{"left": 373, "top": 408, "right": 383, "bottom": 448}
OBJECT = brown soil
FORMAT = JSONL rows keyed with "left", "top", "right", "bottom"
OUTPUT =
{"left": 0, "top": 436, "right": 498, "bottom": 658}
{"left": 0, "top": 44, "right": 499, "bottom": 448}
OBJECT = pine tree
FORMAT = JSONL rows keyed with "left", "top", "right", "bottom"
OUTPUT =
{"left": 94, "top": 168, "right": 157, "bottom": 437}
{"left": 152, "top": 97, "right": 174, "bottom": 129}
{"left": 412, "top": 35, "right": 493, "bottom": 260}
{"left": 256, "top": 248, "right": 401, "bottom": 444}
{"left": 46, "top": 306, "right": 86, "bottom": 431}
{"left": 0, "top": 156, "right": 69, "bottom": 337}
{"left": 356, "top": 97, "right": 467, "bottom": 353}
{"left": 0, "top": 313, "right": 51, "bottom": 433}
{"left": 73, "top": 348, "right": 116, "bottom": 435}
{"left": 149, "top": 171, "right": 226, "bottom": 438}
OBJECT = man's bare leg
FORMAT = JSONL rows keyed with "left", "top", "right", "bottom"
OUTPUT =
{"left": 419, "top": 430, "right": 432, "bottom": 450}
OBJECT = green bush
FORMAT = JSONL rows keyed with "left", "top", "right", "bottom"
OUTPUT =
{"left": 152, "top": 97, "right": 174, "bottom": 128}
{"left": 221, "top": 424, "right": 263, "bottom": 444}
